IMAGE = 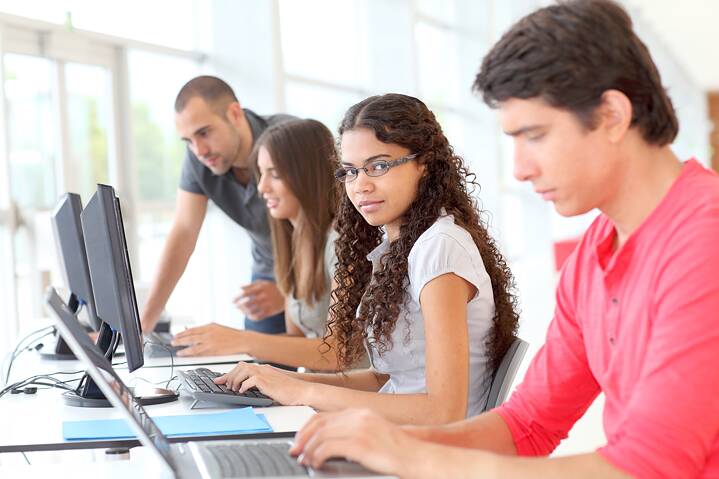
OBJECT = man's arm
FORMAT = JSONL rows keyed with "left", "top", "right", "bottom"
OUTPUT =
{"left": 407, "top": 443, "right": 630, "bottom": 479}
{"left": 140, "top": 190, "right": 207, "bottom": 332}
{"left": 292, "top": 409, "right": 631, "bottom": 479}
{"left": 404, "top": 410, "right": 517, "bottom": 455}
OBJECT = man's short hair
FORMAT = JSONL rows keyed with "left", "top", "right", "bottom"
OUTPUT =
{"left": 473, "top": 0, "right": 678, "bottom": 146}
{"left": 174, "top": 75, "right": 238, "bottom": 117}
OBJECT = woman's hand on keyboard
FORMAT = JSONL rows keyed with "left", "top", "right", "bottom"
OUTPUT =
{"left": 214, "top": 362, "right": 310, "bottom": 406}
{"left": 171, "top": 323, "right": 253, "bottom": 356}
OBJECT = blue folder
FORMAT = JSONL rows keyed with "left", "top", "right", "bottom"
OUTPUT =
{"left": 63, "top": 408, "right": 272, "bottom": 440}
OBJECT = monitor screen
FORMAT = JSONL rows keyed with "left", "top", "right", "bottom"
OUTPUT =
{"left": 51, "top": 193, "right": 101, "bottom": 331}
{"left": 81, "top": 184, "right": 144, "bottom": 372}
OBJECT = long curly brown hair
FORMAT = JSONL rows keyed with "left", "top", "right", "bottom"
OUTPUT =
{"left": 325, "top": 93, "right": 519, "bottom": 373}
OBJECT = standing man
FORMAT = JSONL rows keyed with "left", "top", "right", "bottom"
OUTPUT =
{"left": 289, "top": 1, "right": 719, "bottom": 477}
{"left": 141, "top": 76, "right": 292, "bottom": 339}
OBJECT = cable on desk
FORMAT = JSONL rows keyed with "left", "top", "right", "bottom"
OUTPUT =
{"left": 142, "top": 338, "right": 176, "bottom": 388}
{"left": 0, "top": 370, "right": 85, "bottom": 399}
{"left": 2, "top": 326, "right": 56, "bottom": 387}
{"left": 130, "top": 375, "right": 181, "bottom": 392}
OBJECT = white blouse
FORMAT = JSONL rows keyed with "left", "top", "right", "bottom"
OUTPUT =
{"left": 364, "top": 214, "right": 495, "bottom": 417}
{"left": 285, "top": 229, "right": 338, "bottom": 338}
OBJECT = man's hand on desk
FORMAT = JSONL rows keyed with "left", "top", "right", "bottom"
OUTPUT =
{"left": 233, "top": 280, "right": 285, "bottom": 321}
{"left": 171, "top": 323, "right": 255, "bottom": 357}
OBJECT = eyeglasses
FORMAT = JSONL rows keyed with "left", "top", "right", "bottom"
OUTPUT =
{"left": 334, "top": 154, "right": 418, "bottom": 183}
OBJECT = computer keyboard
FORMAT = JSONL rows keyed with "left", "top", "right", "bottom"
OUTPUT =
{"left": 179, "top": 367, "right": 273, "bottom": 407}
{"left": 205, "top": 442, "right": 307, "bottom": 477}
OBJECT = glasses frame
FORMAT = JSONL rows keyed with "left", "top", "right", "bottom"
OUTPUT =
{"left": 334, "top": 153, "right": 418, "bottom": 183}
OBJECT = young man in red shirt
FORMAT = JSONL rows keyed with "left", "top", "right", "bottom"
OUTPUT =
{"left": 289, "top": 1, "right": 719, "bottom": 477}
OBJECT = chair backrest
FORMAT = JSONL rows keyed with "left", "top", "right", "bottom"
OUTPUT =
{"left": 483, "top": 337, "right": 529, "bottom": 411}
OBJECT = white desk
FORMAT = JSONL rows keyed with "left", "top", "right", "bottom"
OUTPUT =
{"left": 140, "top": 353, "right": 253, "bottom": 368}
{"left": 0, "top": 449, "right": 394, "bottom": 478}
{"left": 0, "top": 357, "right": 315, "bottom": 453}
{"left": 0, "top": 460, "right": 162, "bottom": 478}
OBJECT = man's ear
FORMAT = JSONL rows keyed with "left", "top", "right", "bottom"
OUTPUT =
{"left": 598, "top": 89, "right": 632, "bottom": 143}
{"left": 226, "top": 101, "right": 244, "bottom": 126}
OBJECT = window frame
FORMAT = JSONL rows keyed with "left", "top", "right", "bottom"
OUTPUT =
{"left": 0, "top": 13, "right": 203, "bottom": 355}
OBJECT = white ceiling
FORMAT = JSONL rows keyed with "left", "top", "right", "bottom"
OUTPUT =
{"left": 623, "top": 0, "right": 719, "bottom": 91}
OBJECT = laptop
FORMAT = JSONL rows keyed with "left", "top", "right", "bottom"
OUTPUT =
{"left": 46, "top": 287, "right": 391, "bottom": 478}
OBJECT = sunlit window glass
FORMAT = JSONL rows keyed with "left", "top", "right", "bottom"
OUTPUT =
{"left": 65, "top": 62, "right": 113, "bottom": 200}
{"left": 285, "top": 81, "right": 362, "bottom": 134}
{"left": 128, "top": 50, "right": 198, "bottom": 203}
{"left": 279, "top": 0, "right": 369, "bottom": 88}
{"left": 4, "top": 54, "right": 57, "bottom": 210}
{"left": 0, "top": 0, "right": 199, "bottom": 50}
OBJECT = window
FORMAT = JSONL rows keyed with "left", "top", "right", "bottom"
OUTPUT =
{"left": 278, "top": 0, "right": 369, "bottom": 88}
{"left": 128, "top": 50, "right": 198, "bottom": 204}
{"left": 415, "top": 23, "right": 461, "bottom": 108}
{"left": 4, "top": 54, "right": 57, "bottom": 210}
{"left": 0, "top": 12, "right": 203, "bottom": 354}
{"left": 0, "top": 0, "right": 201, "bottom": 50}
{"left": 284, "top": 81, "right": 362, "bottom": 134}
{"left": 65, "top": 62, "right": 114, "bottom": 200}
{"left": 0, "top": 222, "right": 15, "bottom": 356}
{"left": 278, "top": 0, "right": 370, "bottom": 133}
{"left": 127, "top": 50, "right": 200, "bottom": 291}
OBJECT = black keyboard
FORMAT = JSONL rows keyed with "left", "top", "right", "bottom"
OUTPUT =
{"left": 179, "top": 368, "right": 273, "bottom": 407}
{"left": 205, "top": 442, "right": 307, "bottom": 477}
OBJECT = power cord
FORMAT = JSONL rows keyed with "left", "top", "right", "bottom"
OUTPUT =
{"left": 141, "top": 338, "right": 176, "bottom": 389}
{"left": 0, "top": 370, "right": 85, "bottom": 399}
{"left": 130, "top": 375, "right": 181, "bottom": 393}
{"left": 2, "top": 326, "right": 56, "bottom": 387}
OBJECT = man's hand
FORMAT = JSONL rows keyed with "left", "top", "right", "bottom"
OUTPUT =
{"left": 290, "top": 409, "right": 423, "bottom": 476}
{"left": 233, "top": 280, "right": 285, "bottom": 321}
{"left": 171, "top": 323, "right": 253, "bottom": 357}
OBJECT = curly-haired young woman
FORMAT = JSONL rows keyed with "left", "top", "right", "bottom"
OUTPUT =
{"left": 216, "top": 94, "right": 519, "bottom": 424}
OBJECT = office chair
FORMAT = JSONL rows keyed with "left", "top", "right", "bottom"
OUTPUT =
{"left": 483, "top": 336, "right": 529, "bottom": 411}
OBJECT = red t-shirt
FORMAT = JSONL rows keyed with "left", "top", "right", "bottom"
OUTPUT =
{"left": 496, "top": 160, "right": 719, "bottom": 478}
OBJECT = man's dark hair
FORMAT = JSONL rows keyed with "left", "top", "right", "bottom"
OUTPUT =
{"left": 473, "top": 0, "right": 678, "bottom": 146}
{"left": 174, "top": 75, "right": 238, "bottom": 117}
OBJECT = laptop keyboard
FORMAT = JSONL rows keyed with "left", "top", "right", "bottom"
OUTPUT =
{"left": 182, "top": 368, "right": 271, "bottom": 400}
{"left": 206, "top": 442, "right": 307, "bottom": 477}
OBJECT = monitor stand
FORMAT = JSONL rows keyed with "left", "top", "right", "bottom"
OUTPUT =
{"left": 63, "top": 386, "right": 179, "bottom": 408}
{"left": 39, "top": 294, "right": 82, "bottom": 361}
{"left": 63, "top": 323, "right": 178, "bottom": 408}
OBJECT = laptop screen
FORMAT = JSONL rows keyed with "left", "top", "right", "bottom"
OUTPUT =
{"left": 46, "top": 287, "right": 176, "bottom": 473}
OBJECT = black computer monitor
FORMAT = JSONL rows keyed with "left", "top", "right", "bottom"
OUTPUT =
{"left": 81, "top": 184, "right": 145, "bottom": 372}
{"left": 59, "top": 184, "right": 176, "bottom": 407}
{"left": 44, "top": 193, "right": 102, "bottom": 360}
